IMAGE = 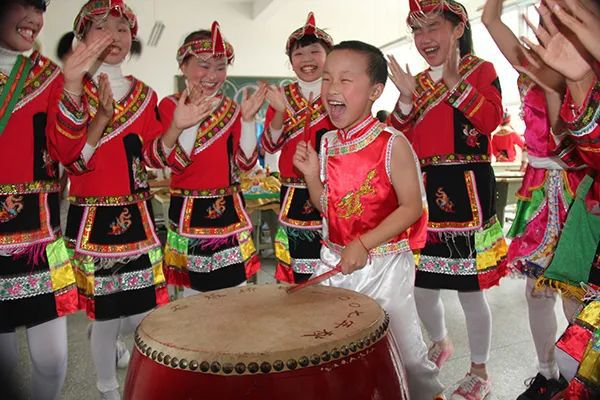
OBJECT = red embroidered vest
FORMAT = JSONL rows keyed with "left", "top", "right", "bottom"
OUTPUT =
{"left": 324, "top": 117, "right": 426, "bottom": 254}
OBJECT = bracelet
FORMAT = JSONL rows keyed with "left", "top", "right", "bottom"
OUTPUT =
{"left": 357, "top": 236, "right": 369, "bottom": 252}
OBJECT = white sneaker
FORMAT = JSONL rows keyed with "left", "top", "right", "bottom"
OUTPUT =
{"left": 116, "top": 339, "right": 130, "bottom": 369}
{"left": 451, "top": 373, "right": 492, "bottom": 400}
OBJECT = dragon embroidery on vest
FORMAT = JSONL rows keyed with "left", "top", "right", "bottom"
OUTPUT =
{"left": 0, "top": 195, "right": 24, "bottom": 223}
{"left": 336, "top": 170, "right": 377, "bottom": 219}
{"left": 435, "top": 187, "right": 455, "bottom": 213}
{"left": 206, "top": 197, "right": 226, "bottom": 219}
{"left": 108, "top": 208, "right": 132, "bottom": 235}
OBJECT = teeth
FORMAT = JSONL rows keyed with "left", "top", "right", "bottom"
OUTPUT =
{"left": 328, "top": 101, "right": 344, "bottom": 106}
{"left": 201, "top": 82, "right": 218, "bottom": 89}
{"left": 301, "top": 66, "right": 317, "bottom": 73}
{"left": 424, "top": 47, "right": 438, "bottom": 54}
{"left": 17, "top": 28, "right": 34, "bottom": 40}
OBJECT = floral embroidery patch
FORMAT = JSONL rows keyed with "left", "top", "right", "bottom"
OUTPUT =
{"left": 462, "top": 125, "right": 481, "bottom": 148}
{"left": 206, "top": 197, "right": 226, "bottom": 219}
{"left": 132, "top": 157, "right": 149, "bottom": 190}
{"left": 0, "top": 195, "right": 24, "bottom": 223}
{"left": 108, "top": 208, "right": 132, "bottom": 236}
{"left": 435, "top": 187, "right": 455, "bottom": 213}
{"left": 336, "top": 170, "right": 376, "bottom": 219}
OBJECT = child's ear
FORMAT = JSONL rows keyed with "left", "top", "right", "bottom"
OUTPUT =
{"left": 453, "top": 22, "right": 465, "bottom": 41}
{"left": 369, "top": 83, "right": 385, "bottom": 101}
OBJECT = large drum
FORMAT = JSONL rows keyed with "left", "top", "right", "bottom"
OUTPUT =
{"left": 124, "top": 284, "right": 409, "bottom": 400}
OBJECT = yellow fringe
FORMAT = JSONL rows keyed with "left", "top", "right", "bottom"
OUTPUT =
{"left": 476, "top": 240, "right": 508, "bottom": 271}
{"left": 164, "top": 245, "right": 187, "bottom": 269}
{"left": 536, "top": 277, "right": 586, "bottom": 301}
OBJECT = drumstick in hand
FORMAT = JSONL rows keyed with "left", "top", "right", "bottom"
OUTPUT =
{"left": 286, "top": 264, "right": 342, "bottom": 294}
{"left": 303, "top": 93, "right": 314, "bottom": 145}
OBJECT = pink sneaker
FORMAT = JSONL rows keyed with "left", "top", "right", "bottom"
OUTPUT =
{"left": 451, "top": 373, "right": 492, "bottom": 400}
{"left": 427, "top": 339, "right": 454, "bottom": 368}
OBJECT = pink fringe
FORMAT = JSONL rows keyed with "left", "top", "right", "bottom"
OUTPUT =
{"left": 197, "top": 236, "right": 237, "bottom": 251}
{"left": 12, "top": 241, "right": 49, "bottom": 267}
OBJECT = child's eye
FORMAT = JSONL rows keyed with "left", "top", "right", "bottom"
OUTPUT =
{"left": 322, "top": 77, "right": 331, "bottom": 82}
{"left": 342, "top": 79, "right": 352, "bottom": 83}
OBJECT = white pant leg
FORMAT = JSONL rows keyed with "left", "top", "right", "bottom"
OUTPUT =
{"left": 27, "top": 317, "right": 68, "bottom": 400}
{"left": 91, "top": 318, "right": 121, "bottom": 394}
{"left": 457, "top": 290, "right": 492, "bottom": 365}
{"left": 119, "top": 312, "right": 147, "bottom": 336}
{"left": 414, "top": 287, "right": 448, "bottom": 342}
{"left": 0, "top": 330, "right": 21, "bottom": 397}
{"left": 525, "top": 278, "right": 560, "bottom": 379}
{"left": 317, "top": 248, "right": 444, "bottom": 400}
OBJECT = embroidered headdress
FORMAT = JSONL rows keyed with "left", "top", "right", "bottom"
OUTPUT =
{"left": 176, "top": 21, "right": 234, "bottom": 66}
{"left": 286, "top": 12, "right": 333, "bottom": 55}
{"left": 407, "top": 0, "right": 468, "bottom": 26}
{"left": 74, "top": 0, "right": 138, "bottom": 40}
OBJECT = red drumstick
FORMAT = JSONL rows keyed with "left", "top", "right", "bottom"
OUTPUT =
{"left": 286, "top": 263, "right": 342, "bottom": 294}
{"left": 303, "top": 93, "right": 314, "bottom": 145}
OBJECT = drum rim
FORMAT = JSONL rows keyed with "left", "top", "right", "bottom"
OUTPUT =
{"left": 133, "top": 312, "right": 390, "bottom": 375}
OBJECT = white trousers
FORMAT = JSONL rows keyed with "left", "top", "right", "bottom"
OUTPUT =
{"left": 315, "top": 248, "right": 444, "bottom": 400}
{"left": 0, "top": 317, "right": 68, "bottom": 400}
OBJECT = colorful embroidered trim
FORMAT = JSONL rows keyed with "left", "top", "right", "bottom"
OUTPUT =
{"left": 564, "top": 80, "right": 600, "bottom": 138}
{"left": 420, "top": 153, "right": 490, "bottom": 167}
{"left": 0, "top": 238, "right": 75, "bottom": 301}
{"left": 76, "top": 201, "right": 160, "bottom": 258}
{"left": 0, "top": 55, "right": 32, "bottom": 135}
{"left": 69, "top": 191, "right": 152, "bottom": 206}
{"left": 187, "top": 246, "right": 243, "bottom": 273}
{"left": 279, "top": 187, "right": 322, "bottom": 229}
{"left": 85, "top": 76, "right": 153, "bottom": 147}
{"left": 417, "top": 255, "right": 478, "bottom": 275}
{"left": 327, "top": 120, "right": 383, "bottom": 156}
{"left": 324, "top": 238, "right": 411, "bottom": 258}
{"left": 0, "top": 193, "right": 54, "bottom": 250}
{"left": 411, "top": 55, "right": 484, "bottom": 125}
{"left": 144, "top": 137, "right": 169, "bottom": 169}
{"left": 192, "top": 96, "right": 239, "bottom": 156}
{"left": 164, "top": 230, "right": 256, "bottom": 273}
{"left": 178, "top": 192, "right": 251, "bottom": 238}
{"left": 93, "top": 266, "right": 158, "bottom": 297}
{"left": 280, "top": 177, "right": 307, "bottom": 188}
{"left": 281, "top": 82, "right": 328, "bottom": 141}
{"left": 0, "top": 181, "right": 60, "bottom": 195}
{"left": 14, "top": 52, "right": 61, "bottom": 114}
{"left": 170, "top": 185, "right": 239, "bottom": 198}
{"left": 291, "top": 258, "right": 321, "bottom": 274}
{"left": 170, "top": 141, "right": 193, "bottom": 173}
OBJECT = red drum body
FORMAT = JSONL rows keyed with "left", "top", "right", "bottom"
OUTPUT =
{"left": 124, "top": 285, "right": 409, "bottom": 400}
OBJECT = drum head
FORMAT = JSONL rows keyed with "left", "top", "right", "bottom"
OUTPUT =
{"left": 135, "top": 284, "right": 389, "bottom": 375}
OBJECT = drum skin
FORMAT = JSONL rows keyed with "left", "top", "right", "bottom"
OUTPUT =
{"left": 124, "top": 285, "right": 409, "bottom": 400}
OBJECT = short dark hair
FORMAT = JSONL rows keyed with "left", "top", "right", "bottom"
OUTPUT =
{"left": 56, "top": 31, "right": 74, "bottom": 61}
{"left": 442, "top": 9, "right": 473, "bottom": 57}
{"left": 1, "top": 0, "right": 47, "bottom": 22}
{"left": 288, "top": 35, "right": 332, "bottom": 59}
{"left": 331, "top": 40, "right": 387, "bottom": 85}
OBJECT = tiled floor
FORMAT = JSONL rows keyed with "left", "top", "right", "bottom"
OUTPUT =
{"left": 11, "top": 257, "right": 569, "bottom": 399}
